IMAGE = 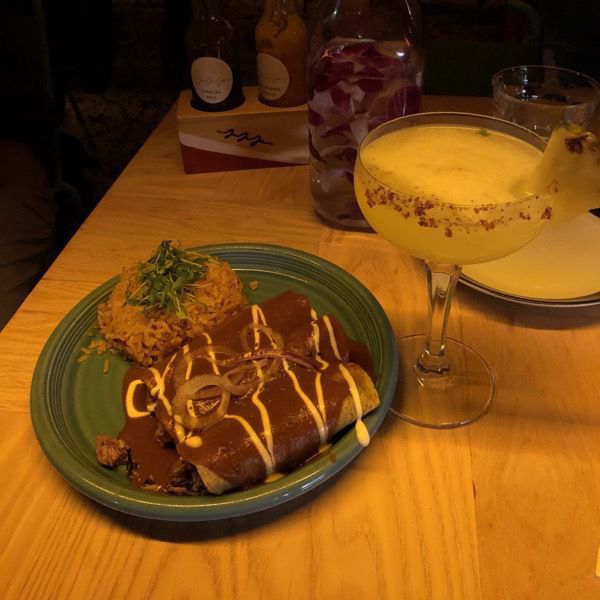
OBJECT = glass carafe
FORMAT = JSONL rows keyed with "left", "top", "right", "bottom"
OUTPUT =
{"left": 307, "top": 0, "right": 424, "bottom": 230}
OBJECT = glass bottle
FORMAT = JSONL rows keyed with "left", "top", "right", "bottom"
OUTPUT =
{"left": 186, "top": 0, "right": 245, "bottom": 112}
{"left": 307, "top": 0, "right": 424, "bottom": 230}
{"left": 255, "top": 0, "right": 308, "bottom": 107}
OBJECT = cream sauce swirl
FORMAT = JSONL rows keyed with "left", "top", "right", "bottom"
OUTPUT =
{"left": 338, "top": 363, "right": 370, "bottom": 447}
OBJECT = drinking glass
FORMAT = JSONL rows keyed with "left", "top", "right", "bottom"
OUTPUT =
{"left": 492, "top": 65, "right": 600, "bottom": 139}
{"left": 354, "top": 112, "right": 550, "bottom": 428}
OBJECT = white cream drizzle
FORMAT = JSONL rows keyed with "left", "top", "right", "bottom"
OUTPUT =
{"left": 174, "top": 422, "right": 187, "bottom": 443}
{"left": 251, "top": 384, "right": 274, "bottom": 461}
{"left": 314, "top": 371, "right": 326, "bottom": 423}
{"left": 148, "top": 353, "right": 177, "bottom": 416}
{"left": 125, "top": 379, "right": 150, "bottom": 418}
{"left": 354, "top": 420, "right": 370, "bottom": 447}
{"left": 311, "top": 320, "right": 330, "bottom": 370}
{"left": 201, "top": 332, "right": 220, "bottom": 375}
{"left": 338, "top": 363, "right": 370, "bottom": 447}
{"left": 251, "top": 304, "right": 268, "bottom": 349}
{"left": 224, "top": 414, "right": 275, "bottom": 474}
{"left": 184, "top": 333, "right": 221, "bottom": 381}
{"left": 173, "top": 413, "right": 191, "bottom": 443}
{"left": 252, "top": 303, "right": 268, "bottom": 325}
{"left": 205, "top": 313, "right": 278, "bottom": 476}
{"left": 252, "top": 362, "right": 275, "bottom": 460}
{"left": 185, "top": 436, "right": 202, "bottom": 448}
{"left": 283, "top": 359, "right": 327, "bottom": 445}
{"left": 323, "top": 315, "right": 342, "bottom": 360}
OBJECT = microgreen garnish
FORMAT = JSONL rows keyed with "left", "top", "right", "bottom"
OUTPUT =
{"left": 125, "top": 240, "right": 208, "bottom": 319}
{"left": 476, "top": 128, "right": 490, "bottom": 137}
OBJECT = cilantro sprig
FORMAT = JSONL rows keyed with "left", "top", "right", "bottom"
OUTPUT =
{"left": 125, "top": 241, "right": 208, "bottom": 319}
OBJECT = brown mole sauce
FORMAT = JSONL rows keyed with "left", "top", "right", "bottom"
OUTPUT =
{"left": 118, "top": 291, "right": 374, "bottom": 493}
{"left": 349, "top": 339, "right": 374, "bottom": 380}
{"left": 119, "top": 367, "right": 181, "bottom": 489}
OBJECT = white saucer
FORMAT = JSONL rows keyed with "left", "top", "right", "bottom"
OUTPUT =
{"left": 461, "top": 212, "right": 600, "bottom": 308}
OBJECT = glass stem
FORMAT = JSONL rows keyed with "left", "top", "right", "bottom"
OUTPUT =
{"left": 414, "top": 261, "right": 461, "bottom": 380}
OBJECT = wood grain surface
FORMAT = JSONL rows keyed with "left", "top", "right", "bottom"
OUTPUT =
{"left": 0, "top": 97, "right": 599, "bottom": 600}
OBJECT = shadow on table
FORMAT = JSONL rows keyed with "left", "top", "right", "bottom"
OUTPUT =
{"left": 87, "top": 472, "right": 341, "bottom": 541}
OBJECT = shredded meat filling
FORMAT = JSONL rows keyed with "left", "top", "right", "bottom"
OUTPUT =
{"left": 166, "top": 461, "right": 207, "bottom": 495}
{"left": 96, "top": 435, "right": 130, "bottom": 468}
{"left": 154, "top": 423, "right": 175, "bottom": 448}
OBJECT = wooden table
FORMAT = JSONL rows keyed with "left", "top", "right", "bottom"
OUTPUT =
{"left": 1, "top": 97, "right": 599, "bottom": 600}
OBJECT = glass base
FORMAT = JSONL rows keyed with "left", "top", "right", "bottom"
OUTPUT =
{"left": 392, "top": 335, "right": 495, "bottom": 429}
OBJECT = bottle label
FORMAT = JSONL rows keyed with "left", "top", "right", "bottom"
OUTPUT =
{"left": 257, "top": 53, "right": 290, "bottom": 100}
{"left": 191, "top": 57, "right": 233, "bottom": 104}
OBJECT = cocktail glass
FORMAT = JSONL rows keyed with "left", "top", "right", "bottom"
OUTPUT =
{"left": 354, "top": 112, "right": 552, "bottom": 428}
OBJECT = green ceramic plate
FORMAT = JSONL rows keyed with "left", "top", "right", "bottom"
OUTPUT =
{"left": 31, "top": 243, "right": 398, "bottom": 521}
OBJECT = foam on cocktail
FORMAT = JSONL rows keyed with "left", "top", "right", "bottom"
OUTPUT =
{"left": 355, "top": 125, "right": 550, "bottom": 264}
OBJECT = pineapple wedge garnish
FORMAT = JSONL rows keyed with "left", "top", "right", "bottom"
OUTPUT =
{"left": 526, "top": 123, "right": 600, "bottom": 223}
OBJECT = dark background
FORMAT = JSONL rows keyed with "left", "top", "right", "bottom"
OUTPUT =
{"left": 0, "top": 0, "right": 598, "bottom": 328}
{"left": 3, "top": 0, "right": 598, "bottom": 215}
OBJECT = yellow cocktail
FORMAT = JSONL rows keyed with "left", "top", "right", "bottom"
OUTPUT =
{"left": 355, "top": 124, "right": 551, "bottom": 264}
{"left": 354, "top": 112, "right": 598, "bottom": 428}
